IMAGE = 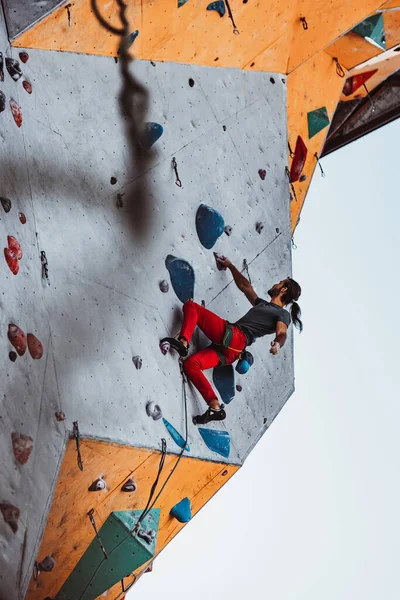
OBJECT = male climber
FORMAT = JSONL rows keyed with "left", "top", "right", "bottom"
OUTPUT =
{"left": 161, "top": 257, "right": 303, "bottom": 425}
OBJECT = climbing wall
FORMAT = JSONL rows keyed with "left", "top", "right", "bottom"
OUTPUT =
{"left": 1, "top": 1, "right": 399, "bottom": 599}
{"left": 0, "top": 4, "right": 294, "bottom": 597}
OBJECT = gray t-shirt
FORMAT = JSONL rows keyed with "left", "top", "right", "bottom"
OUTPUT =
{"left": 233, "top": 298, "right": 291, "bottom": 345}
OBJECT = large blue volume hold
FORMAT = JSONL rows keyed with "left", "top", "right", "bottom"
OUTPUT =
{"left": 165, "top": 255, "right": 195, "bottom": 303}
{"left": 198, "top": 428, "right": 230, "bottom": 458}
{"left": 207, "top": 1, "right": 226, "bottom": 17}
{"left": 195, "top": 204, "right": 225, "bottom": 249}
{"left": 213, "top": 365, "right": 235, "bottom": 404}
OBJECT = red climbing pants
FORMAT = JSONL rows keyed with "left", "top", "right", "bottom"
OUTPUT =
{"left": 180, "top": 301, "right": 247, "bottom": 404}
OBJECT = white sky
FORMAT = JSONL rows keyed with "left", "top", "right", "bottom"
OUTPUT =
{"left": 130, "top": 119, "right": 400, "bottom": 600}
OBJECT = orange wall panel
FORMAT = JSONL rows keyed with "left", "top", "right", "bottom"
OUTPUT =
{"left": 288, "top": 50, "right": 346, "bottom": 232}
{"left": 324, "top": 31, "right": 383, "bottom": 69}
{"left": 26, "top": 439, "right": 238, "bottom": 600}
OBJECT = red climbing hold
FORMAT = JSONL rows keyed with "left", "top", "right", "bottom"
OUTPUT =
{"left": 343, "top": 69, "right": 378, "bottom": 97}
{"left": 22, "top": 80, "right": 32, "bottom": 95}
{"left": 19, "top": 212, "right": 26, "bottom": 224}
{"left": 8, "top": 324, "right": 27, "bottom": 356}
{"left": 289, "top": 136, "right": 308, "bottom": 183}
{"left": 7, "top": 236, "right": 22, "bottom": 260}
{"left": 11, "top": 433, "right": 33, "bottom": 465}
{"left": 0, "top": 502, "right": 20, "bottom": 533}
{"left": 19, "top": 52, "right": 29, "bottom": 64}
{"left": 258, "top": 169, "right": 266, "bottom": 180}
{"left": 10, "top": 99, "right": 22, "bottom": 128}
{"left": 4, "top": 247, "right": 19, "bottom": 275}
{"left": 27, "top": 333, "right": 43, "bottom": 359}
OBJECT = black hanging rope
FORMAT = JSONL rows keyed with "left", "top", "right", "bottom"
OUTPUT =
{"left": 285, "top": 166, "right": 298, "bottom": 201}
{"left": 300, "top": 17, "right": 308, "bottom": 30}
{"left": 172, "top": 157, "right": 182, "bottom": 187}
{"left": 225, "top": 0, "right": 240, "bottom": 34}
{"left": 243, "top": 259, "right": 252, "bottom": 284}
{"left": 363, "top": 83, "right": 376, "bottom": 112}
{"left": 333, "top": 57, "right": 345, "bottom": 78}
{"left": 72, "top": 421, "right": 84, "bottom": 471}
{"left": 314, "top": 152, "right": 325, "bottom": 178}
{"left": 87, "top": 509, "right": 108, "bottom": 559}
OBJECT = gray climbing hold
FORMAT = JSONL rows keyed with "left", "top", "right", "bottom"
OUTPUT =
{"left": 38, "top": 556, "right": 55, "bottom": 573}
{"left": 88, "top": 477, "right": 106, "bottom": 491}
{"left": 132, "top": 355, "right": 142, "bottom": 370}
{"left": 146, "top": 401, "right": 162, "bottom": 421}
{"left": 224, "top": 225, "right": 232, "bottom": 236}
{"left": 121, "top": 478, "right": 137, "bottom": 492}
{"left": 110, "top": 176, "right": 117, "bottom": 185}
{"left": 0, "top": 197, "right": 12, "bottom": 213}
{"left": 255, "top": 222, "right": 264, "bottom": 234}
{"left": 137, "top": 528, "right": 156, "bottom": 544}
{"left": 0, "top": 502, "right": 20, "bottom": 533}
{"left": 159, "top": 340, "right": 170, "bottom": 355}
{"left": 213, "top": 252, "right": 227, "bottom": 271}
{"left": 5, "top": 58, "right": 22, "bottom": 81}
{"left": 55, "top": 411, "right": 66, "bottom": 422}
{"left": 159, "top": 280, "right": 169, "bottom": 293}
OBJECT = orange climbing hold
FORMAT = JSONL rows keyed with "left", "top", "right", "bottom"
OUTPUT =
{"left": 7, "top": 236, "right": 22, "bottom": 260}
{"left": 4, "top": 247, "right": 19, "bottom": 275}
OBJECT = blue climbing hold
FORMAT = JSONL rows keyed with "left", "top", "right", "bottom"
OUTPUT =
{"left": 165, "top": 255, "right": 195, "bottom": 303}
{"left": 163, "top": 418, "right": 190, "bottom": 452}
{"left": 207, "top": 1, "right": 226, "bottom": 17}
{"left": 198, "top": 428, "right": 230, "bottom": 458}
{"left": 178, "top": 0, "right": 189, "bottom": 6}
{"left": 236, "top": 359, "right": 250, "bottom": 374}
{"left": 126, "top": 30, "right": 139, "bottom": 49}
{"left": 213, "top": 365, "right": 235, "bottom": 404}
{"left": 142, "top": 122, "right": 164, "bottom": 149}
{"left": 170, "top": 497, "right": 192, "bottom": 523}
{"left": 195, "top": 204, "right": 225, "bottom": 249}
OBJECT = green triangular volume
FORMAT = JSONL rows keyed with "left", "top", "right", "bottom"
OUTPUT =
{"left": 353, "top": 14, "right": 386, "bottom": 50}
{"left": 307, "top": 107, "right": 330, "bottom": 139}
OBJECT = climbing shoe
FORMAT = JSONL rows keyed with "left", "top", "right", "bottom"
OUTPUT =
{"left": 160, "top": 337, "right": 189, "bottom": 358}
{"left": 192, "top": 405, "right": 226, "bottom": 425}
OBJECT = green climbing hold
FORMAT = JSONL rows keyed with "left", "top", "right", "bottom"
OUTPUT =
{"left": 307, "top": 107, "right": 330, "bottom": 139}
{"left": 353, "top": 14, "right": 386, "bottom": 50}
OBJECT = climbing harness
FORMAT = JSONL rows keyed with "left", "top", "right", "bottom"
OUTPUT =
{"left": 333, "top": 57, "right": 345, "bottom": 78}
{"left": 87, "top": 509, "right": 108, "bottom": 559}
{"left": 65, "top": 3, "right": 72, "bottom": 26}
{"left": 211, "top": 322, "right": 245, "bottom": 366}
{"left": 72, "top": 421, "right": 84, "bottom": 471}
{"left": 314, "top": 152, "right": 325, "bottom": 178}
{"left": 243, "top": 258, "right": 252, "bottom": 284}
{"left": 225, "top": 0, "right": 240, "bottom": 34}
{"left": 172, "top": 157, "right": 182, "bottom": 187}
{"left": 363, "top": 83, "right": 376, "bottom": 112}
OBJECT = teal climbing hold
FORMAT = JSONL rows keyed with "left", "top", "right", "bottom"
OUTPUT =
{"left": 353, "top": 14, "right": 386, "bottom": 50}
{"left": 307, "top": 107, "right": 330, "bottom": 139}
{"left": 178, "top": 0, "right": 189, "bottom": 6}
{"left": 213, "top": 365, "right": 235, "bottom": 404}
{"left": 207, "top": 1, "right": 226, "bottom": 17}
{"left": 170, "top": 497, "right": 192, "bottom": 523}
{"left": 165, "top": 255, "right": 195, "bottom": 303}
{"left": 198, "top": 428, "right": 230, "bottom": 458}
{"left": 142, "top": 122, "right": 164, "bottom": 149}
{"left": 195, "top": 204, "right": 225, "bottom": 249}
{"left": 126, "top": 30, "right": 139, "bottom": 49}
{"left": 162, "top": 418, "right": 190, "bottom": 452}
